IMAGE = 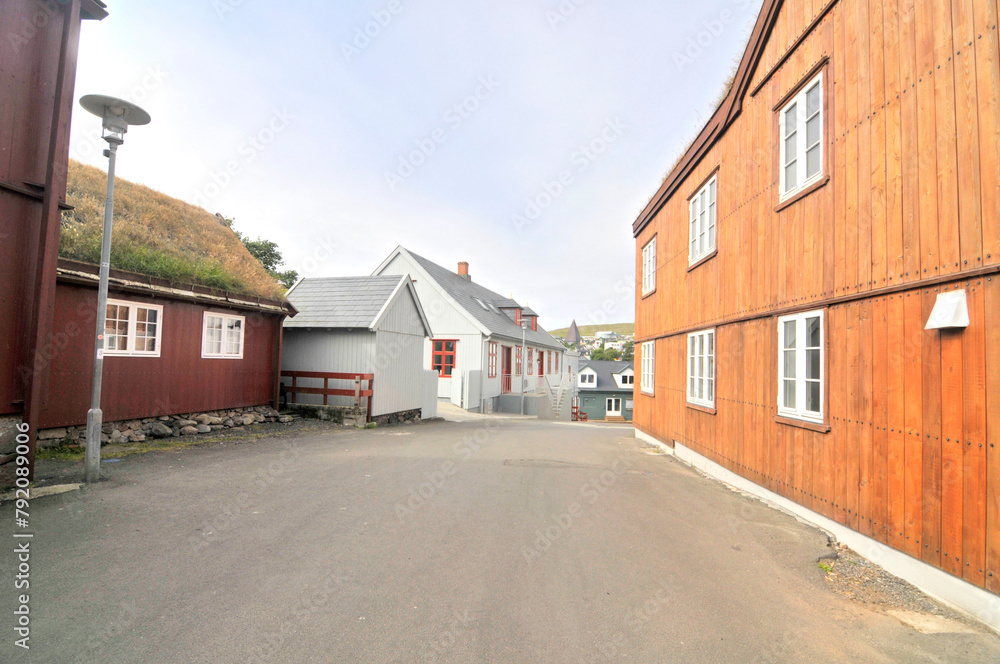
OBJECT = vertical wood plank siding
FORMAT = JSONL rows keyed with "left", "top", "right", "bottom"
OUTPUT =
{"left": 634, "top": 0, "right": 1000, "bottom": 593}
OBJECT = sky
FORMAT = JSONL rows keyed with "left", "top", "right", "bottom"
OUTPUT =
{"left": 68, "top": 0, "right": 763, "bottom": 331}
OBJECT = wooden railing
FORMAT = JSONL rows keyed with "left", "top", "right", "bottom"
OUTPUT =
{"left": 501, "top": 374, "right": 512, "bottom": 394}
{"left": 281, "top": 371, "right": 374, "bottom": 422}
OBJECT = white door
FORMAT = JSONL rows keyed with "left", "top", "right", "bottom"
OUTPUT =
{"left": 606, "top": 397, "right": 622, "bottom": 417}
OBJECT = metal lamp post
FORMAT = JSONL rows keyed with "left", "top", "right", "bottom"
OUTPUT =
{"left": 78, "top": 95, "right": 151, "bottom": 484}
{"left": 520, "top": 321, "right": 528, "bottom": 416}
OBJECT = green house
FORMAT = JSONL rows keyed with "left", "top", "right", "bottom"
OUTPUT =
{"left": 576, "top": 360, "right": 634, "bottom": 422}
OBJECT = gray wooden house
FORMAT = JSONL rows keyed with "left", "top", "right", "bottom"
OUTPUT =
{"left": 281, "top": 275, "right": 435, "bottom": 420}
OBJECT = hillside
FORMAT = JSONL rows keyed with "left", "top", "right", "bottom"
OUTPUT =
{"left": 550, "top": 322, "right": 634, "bottom": 339}
{"left": 59, "top": 160, "right": 286, "bottom": 300}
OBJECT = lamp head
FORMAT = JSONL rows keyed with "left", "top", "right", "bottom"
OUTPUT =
{"left": 79, "top": 95, "right": 151, "bottom": 146}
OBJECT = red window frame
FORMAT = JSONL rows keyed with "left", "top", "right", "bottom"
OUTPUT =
{"left": 432, "top": 339, "right": 457, "bottom": 378}
{"left": 488, "top": 342, "right": 497, "bottom": 378}
{"left": 531, "top": 317, "right": 537, "bottom": 331}
{"left": 555, "top": 353, "right": 560, "bottom": 373}
{"left": 547, "top": 351, "right": 552, "bottom": 374}
{"left": 515, "top": 346, "right": 522, "bottom": 375}
{"left": 515, "top": 309, "right": 522, "bottom": 326}
{"left": 528, "top": 348, "right": 534, "bottom": 375}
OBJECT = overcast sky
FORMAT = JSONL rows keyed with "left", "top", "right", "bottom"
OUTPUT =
{"left": 68, "top": 0, "right": 762, "bottom": 331}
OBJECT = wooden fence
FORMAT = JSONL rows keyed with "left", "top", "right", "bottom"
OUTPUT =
{"left": 281, "top": 371, "right": 374, "bottom": 422}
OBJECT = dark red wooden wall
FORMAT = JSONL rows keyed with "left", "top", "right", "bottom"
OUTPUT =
{"left": 38, "top": 282, "right": 283, "bottom": 428}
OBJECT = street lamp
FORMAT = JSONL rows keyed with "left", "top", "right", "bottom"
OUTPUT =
{"left": 520, "top": 321, "right": 528, "bottom": 416}
{"left": 78, "top": 95, "right": 151, "bottom": 484}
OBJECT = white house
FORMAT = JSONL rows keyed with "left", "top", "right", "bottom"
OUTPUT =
{"left": 281, "top": 275, "right": 437, "bottom": 421}
{"left": 373, "top": 247, "right": 567, "bottom": 413}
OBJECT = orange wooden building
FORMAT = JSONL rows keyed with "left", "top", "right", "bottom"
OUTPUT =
{"left": 632, "top": 0, "right": 1000, "bottom": 604}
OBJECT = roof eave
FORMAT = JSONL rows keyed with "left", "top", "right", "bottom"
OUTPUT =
{"left": 631, "top": 0, "right": 784, "bottom": 238}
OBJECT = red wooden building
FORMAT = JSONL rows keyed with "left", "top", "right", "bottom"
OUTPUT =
{"left": 37, "top": 259, "right": 291, "bottom": 429}
{"left": 1, "top": 0, "right": 108, "bottom": 458}
{"left": 633, "top": 0, "right": 1000, "bottom": 619}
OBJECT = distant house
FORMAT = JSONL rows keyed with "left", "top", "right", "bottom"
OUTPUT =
{"left": 576, "top": 360, "right": 634, "bottom": 422}
{"left": 373, "top": 247, "right": 567, "bottom": 413}
{"left": 281, "top": 276, "right": 435, "bottom": 421}
{"left": 34, "top": 162, "right": 297, "bottom": 431}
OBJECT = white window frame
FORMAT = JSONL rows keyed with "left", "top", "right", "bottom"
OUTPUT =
{"left": 102, "top": 299, "right": 163, "bottom": 358}
{"left": 641, "top": 236, "right": 657, "bottom": 295}
{"left": 619, "top": 372, "right": 634, "bottom": 387}
{"left": 202, "top": 312, "right": 245, "bottom": 360}
{"left": 686, "top": 329, "right": 716, "bottom": 408}
{"left": 777, "top": 309, "right": 825, "bottom": 423}
{"left": 606, "top": 397, "right": 622, "bottom": 416}
{"left": 641, "top": 341, "right": 655, "bottom": 395}
{"left": 689, "top": 175, "right": 717, "bottom": 265}
{"left": 779, "top": 72, "right": 824, "bottom": 201}
{"left": 625, "top": 399, "right": 634, "bottom": 411}
{"left": 579, "top": 371, "right": 596, "bottom": 387}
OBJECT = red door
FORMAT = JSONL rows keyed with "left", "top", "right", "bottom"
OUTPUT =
{"left": 501, "top": 346, "right": 512, "bottom": 393}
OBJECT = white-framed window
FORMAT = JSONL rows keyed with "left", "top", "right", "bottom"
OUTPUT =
{"left": 625, "top": 399, "right": 634, "bottom": 410}
{"left": 620, "top": 373, "right": 634, "bottom": 386}
{"left": 641, "top": 341, "right": 655, "bottom": 394}
{"left": 202, "top": 312, "right": 244, "bottom": 359}
{"left": 606, "top": 397, "right": 622, "bottom": 415}
{"left": 579, "top": 372, "right": 596, "bottom": 386}
{"left": 102, "top": 300, "right": 163, "bottom": 357}
{"left": 687, "top": 329, "right": 716, "bottom": 408}
{"left": 779, "top": 72, "right": 824, "bottom": 200}
{"left": 641, "top": 236, "right": 656, "bottom": 295}
{"left": 778, "top": 309, "right": 824, "bottom": 423}
{"left": 689, "top": 175, "right": 717, "bottom": 264}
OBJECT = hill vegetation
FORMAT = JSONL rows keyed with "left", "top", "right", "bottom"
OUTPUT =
{"left": 550, "top": 322, "right": 634, "bottom": 338}
{"left": 60, "top": 160, "right": 286, "bottom": 300}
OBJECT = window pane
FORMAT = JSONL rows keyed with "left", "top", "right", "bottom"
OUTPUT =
{"left": 784, "top": 160, "right": 797, "bottom": 191}
{"left": 707, "top": 355, "right": 714, "bottom": 380}
{"left": 709, "top": 178, "right": 716, "bottom": 204}
{"left": 783, "top": 379, "right": 797, "bottom": 408}
{"left": 783, "top": 321, "right": 797, "bottom": 349}
{"left": 806, "top": 145, "right": 821, "bottom": 178}
{"left": 807, "top": 380, "right": 821, "bottom": 413}
{"left": 783, "top": 350, "right": 796, "bottom": 379}
{"left": 708, "top": 220, "right": 716, "bottom": 249}
{"left": 807, "top": 316, "right": 821, "bottom": 347}
{"left": 707, "top": 332, "right": 714, "bottom": 355}
{"left": 707, "top": 379, "right": 714, "bottom": 402}
{"left": 806, "top": 114, "right": 821, "bottom": 147}
{"left": 784, "top": 104, "right": 797, "bottom": 137}
{"left": 445, "top": 342, "right": 455, "bottom": 352}
{"left": 807, "top": 348, "right": 821, "bottom": 380}
{"left": 807, "top": 83, "right": 821, "bottom": 116}
{"left": 434, "top": 341, "right": 442, "bottom": 352}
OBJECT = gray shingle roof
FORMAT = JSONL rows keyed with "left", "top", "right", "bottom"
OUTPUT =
{"left": 283, "top": 275, "right": 404, "bottom": 329}
{"left": 579, "top": 360, "right": 634, "bottom": 392}
{"left": 404, "top": 248, "right": 564, "bottom": 350}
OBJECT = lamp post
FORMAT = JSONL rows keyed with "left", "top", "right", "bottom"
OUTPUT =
{"left": 520, "top": 321, "right": 528, "bottom": 416}
{"left": 79, "top": 95, "right": 151, "bottom": 484}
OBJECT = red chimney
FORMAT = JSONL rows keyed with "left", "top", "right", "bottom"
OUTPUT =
{"left": 457, "top": 262, "right": 470, "bottom": 281}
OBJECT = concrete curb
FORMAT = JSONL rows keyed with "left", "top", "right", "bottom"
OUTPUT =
{"left": 1, "top": 483, "right": 82, "bottom": 503}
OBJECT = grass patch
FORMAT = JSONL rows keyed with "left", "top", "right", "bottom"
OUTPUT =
{"left": 818, "top": 562, "right": 834, "bottom": 574}
{"left": 60, "top": 160, "right": 286, "bottom": 300}
{"left": 36, "top": 446, "right": 85, "bottom": 461}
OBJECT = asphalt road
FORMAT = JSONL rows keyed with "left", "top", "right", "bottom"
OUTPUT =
{"left": 1, "top": 416, "right": 999, "bottom": 663}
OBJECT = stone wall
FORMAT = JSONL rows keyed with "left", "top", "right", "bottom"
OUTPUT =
{"left": 36, "top": 406, "right": 293, "bottom": 448}
{"left": 370, "top": 409, "right": 421, "bottom": 427}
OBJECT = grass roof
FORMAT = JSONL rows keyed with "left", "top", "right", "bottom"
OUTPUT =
{"left": 60, "top": 160, "right": 286, "bottom": 300}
